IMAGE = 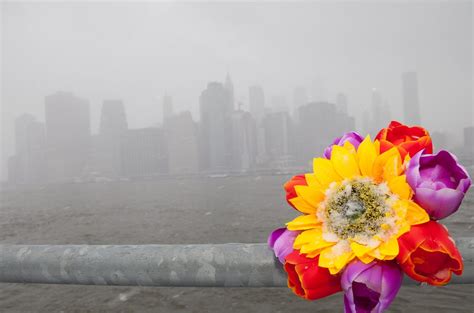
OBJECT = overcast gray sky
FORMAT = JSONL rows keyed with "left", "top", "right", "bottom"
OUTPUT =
{"left": 1, "top": 1, "right": 472, "bottom": 178}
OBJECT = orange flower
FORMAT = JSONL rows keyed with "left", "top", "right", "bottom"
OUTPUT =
{"left": 396, "top": 221, "right": 463, "bottom": 286}
{"left": 285, "top": 250, "right": 342, "bottom": 300}
{"left": 376, "top": 121, "right": 432, "bottom": 158}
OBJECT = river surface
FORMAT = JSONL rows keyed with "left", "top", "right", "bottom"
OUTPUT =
{"left": 0, "top": 174, "right": 472, "bottom": 312}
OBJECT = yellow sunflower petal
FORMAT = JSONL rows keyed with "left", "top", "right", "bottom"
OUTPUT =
{"left": 350, "top": 241, "right": 376, "bottom": 258}
{"left": 294, "top": 185, "right": 325, "bottom": 208}
{"left": 295, "top": 227, "right": 335, "bottom": 254}
{"left": 286, "top": 214, "right": 320, "bottom": 231}
{"left": 304, "top": 173, "right": 324, "bottom": 190}
{"left": 382, "top": 153, "right": 403, "bottom": 182}
{"left": 318, "top": 246, "right": 355, "bottom": 274}
{"left": 358, "top": 254, "right": 376, "bottom": 264}
{"left": 378, "top": 237, "right": 399, "bottom": 257}
{"left": 331, "top": 145, "right": 360, "bottom": 179}
{"left": 405, "top": 200, "right": 430, "bottom": 225}
{"left": 357, "top": 135, "right": 378, "bottom": 177}
{"left": 293, "top": 228, "right": 323, "bottom": 249}
{"left": 372, "top": 147, "right": 400, "bottom": 182}
{"left": 343, "top": 140, "right": 357, "bottom": 154}
{"left": 313, "top": 158, "right": 342, "bottom": 187}
{"left": 288, "top": 197, "right": 317, "bottom": 214}
{"left": 388, "top": 175, "right": 412, "bottom": 199}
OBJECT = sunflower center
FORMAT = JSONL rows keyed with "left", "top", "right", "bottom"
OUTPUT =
{"left": 324, "top": 178, "right": 389, "bottom": 240}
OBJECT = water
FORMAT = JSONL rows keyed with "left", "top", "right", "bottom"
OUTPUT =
{"left": 0, "top": 175, "right": 472, "bottom": 312}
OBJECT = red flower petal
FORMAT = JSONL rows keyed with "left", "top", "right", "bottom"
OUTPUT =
{"left": 397, "top": 221, "right": 463, "bottom": 286}
{"left": 284, "top": 175, "right": 308, "bottom": 209}
{"left": 284, "top": 250, "right": 342, "bottom": 300}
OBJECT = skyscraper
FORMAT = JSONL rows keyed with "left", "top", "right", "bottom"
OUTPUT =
{"left": 296, "top": 102, "right": 355, "bottom": 166}
{"left": 162, "top": 94, "right": 173, "bottom": 123}
{"left": 369, "top": 88, "right": 391, "bottom": 135}
{"left": 94, "top": 100, "right": 128, "bottom": 177}
{"left": 262, "top": 111, "right": 294, "bottom": 168}
{"left": 230, "top": 110, "right": 257, "bottom": 171}
{"left": 249, "top": 85, "right": 265, "bottom": 123}
{"left": 402, "top": 72, "right": 421, "bottom": 125}
{"left": 44, "top": 91, "right": 91, "bottom": 182}
{"left": 224, "top": 72, "right": 234, "bottom": 110}
{"left": 293, "top": 87, "right": 308, "bottom": 121}
{"left": 120, "top": 127, "right": 168, "bottom": 177}
{"left": 164, "top": 111, "right": 199, "bottom": 174}
{"left": 199, "top": 82, "right": 233, "bottom": 172}
{"left": 336, "top": 93, "right": 348, "bottom": 114}
{"left": 8, "top": 114, "right": 46, "bottom": 184}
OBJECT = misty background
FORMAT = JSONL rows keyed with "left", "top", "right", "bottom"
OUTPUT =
{"left": 0, "top": 1, "right": 473, "bottom": 312}
{"left": 1, "top": 1, "right": 473, "bottom": 181}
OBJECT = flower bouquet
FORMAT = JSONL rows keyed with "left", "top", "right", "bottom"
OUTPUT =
{"left": 269, "top": 121, "right": 471, "bottom": 312}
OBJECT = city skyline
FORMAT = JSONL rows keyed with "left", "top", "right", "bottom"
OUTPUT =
{"left": 2, "top": 1, "right": 472, "bottom": 180}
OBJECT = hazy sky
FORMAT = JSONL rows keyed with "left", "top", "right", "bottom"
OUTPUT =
{"left": 1, "top": 1, "right": 472, "bottom": 178}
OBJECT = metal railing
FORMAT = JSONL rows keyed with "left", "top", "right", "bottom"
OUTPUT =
{"left": 0, "top": 238, "right": 472, "bottom": 286}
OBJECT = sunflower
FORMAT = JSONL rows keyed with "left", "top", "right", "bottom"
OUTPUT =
{"left": 285, "top": 136, "right": 429, "bottom": 274}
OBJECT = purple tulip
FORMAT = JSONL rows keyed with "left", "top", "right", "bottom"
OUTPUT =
{"left": 406, "top": 150, "right": 471, "bottom": 220}
{"left": 324, "top": 132, "right": 364, "bottom": 159}
{"left": 341, "top": 260, "right": 403, "bottom": 313}
{"left": 267, "top": 228, "right": 299, "bottom": 264}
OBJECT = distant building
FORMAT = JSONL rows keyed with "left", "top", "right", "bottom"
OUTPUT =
{"left": 463, "top": 126, "right": 474, "bottom": 165}
{"left": 120, "top": 128, "right": 168, "bottom": 177}
{"left": 94, "top": 100, "right": 128, "bottom": 177}
{"left": 162, "top": 95, "right": 173, "bottom": 123}
{"left": 225, "top": 73, "right": 234, "bottom": 110}
{"left": 402, "top": 72, "right": 421, "bottom": 125}
{"left": 44, "top": 91, "right": 91, "bottom": 182}
{"left": 293, "top": 87, "right": 308, "bottom": 121}
{"left": 230, "top": 111, "right": 257, "bottom": 171}
{"left": 164, "top": 111, "right": 199, "bottom": 174}
{"left": 262, "top": 111, "right": 294, "bottom": 168}
{"left": 336, "top": 93, "right": 348, "bottom": 114}
{"left": 199, "top": 82, "right": 233, "bottom": 172}
{"left": 368, "top": 89, "right": 391, "bottom": 136}
{"left": 271, "top": 95, "right": 288, "bottom": 113}
{"left": 249, "top": 85, "right": 265, "bottom": 124}
{"left": 8, "top": 114, "right": 46, "bottom": 184}
{"left": 431, "top": 131, "right": 449, "bottom": 150}
{"left": 296, "top": 102, "right": 355, "bottom": 167}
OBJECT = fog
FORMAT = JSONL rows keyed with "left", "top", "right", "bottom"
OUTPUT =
{"left": 1, "top": 1, "right": 473, "bottom": 181}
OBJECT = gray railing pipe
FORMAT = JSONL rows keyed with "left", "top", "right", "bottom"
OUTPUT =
{"left": 0, "top": 238, "right": 472, "bottom": 287}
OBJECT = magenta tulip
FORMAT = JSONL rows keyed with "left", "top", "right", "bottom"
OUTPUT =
{"left": 341, "top": 260, "right": 403, "bottom": 313}
{"left": 268, "top": 228, "right": 299, "bottom": 264}
{"left": 406, "top": 150, "right": 471, "bottom": 220}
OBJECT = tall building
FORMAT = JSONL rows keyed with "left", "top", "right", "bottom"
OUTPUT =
{"left": 199, "top": 82, "right": 233, "bottom": 172}
{"left": 293, "top": 87, "right": 308, "bottom": 121}
{"left": 249, "top": 85, "right": 265, "bottom": 123}
{"left": 369, "top": 88, "right": 391, "bottom": 135}
{"left": 297, "top": 102, "right": 355, "bottom": 167}
{"left": 120, "top": 127, "right": 168, "bottom": 177}
{"left": 271, "top": 95, "right": 288, "bottom": 113}
{"left": 44, "top": 91, "right": 91, "bottom": 182}
{"left": 262, "top": 111, "right": 294, "bottom": 168}
{"left": 162, "top": 94, "right": 173, "bottom": 123}
{"left": 336, "top": 93, "right": 348, "bottom": 114}
{"left": 230, "top": 110, "right": 257, "bottom": 171}
{"left": 402, "top": 72, "right": 421, "bottom": 125}
{"left": 164, "top": 111, "right": 199, "bottom": 174}
{"left": 94, "top": 100, "right": 128, "bottom": 177}
{"left": 463, "top": 126, "right": 474, "bottom": 164}
{"left": 225, "top": 73, "right": 234, "bottom": 110}
{"left": 8, "top": 114, "right": 46, "bottom": 184}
